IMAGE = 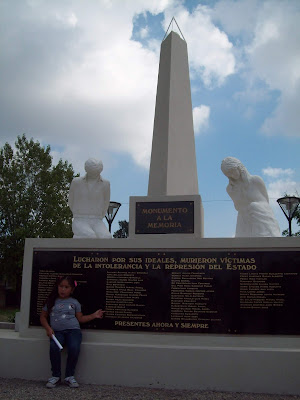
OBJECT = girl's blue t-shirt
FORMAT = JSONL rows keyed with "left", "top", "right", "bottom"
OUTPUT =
{"left": 43, "top": 297, "right": 81, "bottom": 331}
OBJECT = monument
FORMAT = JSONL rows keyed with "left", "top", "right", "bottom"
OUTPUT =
{"left": 129, "top": 30, "right": 204, "bottom": 238}
{"left": 1, "top": 23, "right": 300, "bottom": 396}
{"left": 221, "top": 157, "right": 281, "bottom": 237}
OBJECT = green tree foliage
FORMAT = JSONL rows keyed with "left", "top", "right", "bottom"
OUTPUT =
{"left": 0, "top": 134, "right": 76, "bottom": 291}
{"left": 113, "top": 220, "right": 129, "bottom": 238}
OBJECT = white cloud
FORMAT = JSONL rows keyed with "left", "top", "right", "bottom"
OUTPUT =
{"left": 162, "top": 4, "right": 236, "bottom": 87}
{"left": 263, "top": 167, "right": 294, "bottom": 178}
{"left": 193, "top": 105, "right": 210, "bottom": 135}
{"left": 212, "top": 0, "right": 259, "bottom": 36}
{"left": 261, "top": 86, "right": 300, "bottom": 137}
{"left": 262, "top": 167, "right": 299, "bottom": 217}
{"left": 0, "top": 0, "right": 173, "bottom": 169}
{"left": 246, "top": 1, "right": 300, "bottom": 136}
{"left": 212, "top": 0, "right": 300, "bottom": 138}
{"left": 1, "top": 0, "right": 298, "bottom": 178}
{"left": 0, "top": 0, "right": 239, "bottom": 172}
{"left": 267, "top": 179, "right": 300, "bottom": 201}
{"left": 138, "top": 26, "right": 149, "bottom": 39}
{"left": 55, "top": 11, "right": 78, "bottom": 27}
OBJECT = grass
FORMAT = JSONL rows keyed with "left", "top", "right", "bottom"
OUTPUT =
{"left": 0, "top": 308, "right": 19, "bottom": 323}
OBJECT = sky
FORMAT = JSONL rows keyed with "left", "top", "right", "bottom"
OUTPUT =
{"left": 1, "top": 0, "right": 300, "bottom": 237}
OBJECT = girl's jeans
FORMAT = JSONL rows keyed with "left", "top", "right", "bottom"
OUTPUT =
{"left": 50, "top": 329, "right": 82, "bottom": 378}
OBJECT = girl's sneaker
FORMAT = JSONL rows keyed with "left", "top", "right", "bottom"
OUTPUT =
{"left": 64, "top": 376, "right": 79, "bottom": 388}
{"left": 46, "top": 376, "right": 60, "bottom": 388}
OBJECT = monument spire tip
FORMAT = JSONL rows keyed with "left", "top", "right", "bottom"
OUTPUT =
{"left": 163, "top": 17, "right": 186, "bottom": 42}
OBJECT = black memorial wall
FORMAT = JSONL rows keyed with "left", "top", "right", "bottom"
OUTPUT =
{"left": 30, "top": 249, "right": 300, "bottom": 335}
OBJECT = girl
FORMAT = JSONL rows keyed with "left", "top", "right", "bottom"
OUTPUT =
{"left": 40, "top": 275, "right": 104, "bottom": 388}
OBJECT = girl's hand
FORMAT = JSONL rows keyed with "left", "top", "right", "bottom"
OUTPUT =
{"left": 76, "top": 310, "right": 105, "bottom": 323}
{"left": 46, "top": 327, "right": 54, "bottom": 337}
{"left": 93, "top": 309, "right": 105, "bottom": 319}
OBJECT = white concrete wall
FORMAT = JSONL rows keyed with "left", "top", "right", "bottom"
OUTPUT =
{"left": 1, "top": 236, "right": 299, "bottom": 394}
{"left": 1, "top": 329, "right": 300, "bottom": 394}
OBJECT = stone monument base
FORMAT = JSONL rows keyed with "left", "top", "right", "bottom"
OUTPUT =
{"left": 0, "top": 237, "right": 299, "bottom": 394}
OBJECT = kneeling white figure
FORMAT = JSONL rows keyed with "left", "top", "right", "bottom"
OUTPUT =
{"left": 68, "top": 158, "right": 111, "bottom": 239}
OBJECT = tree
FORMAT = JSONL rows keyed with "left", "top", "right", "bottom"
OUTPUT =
{"left": 113, "top": 220, "right": 129, "bottom": 238}
{"left": 0, "top": 134, "right": 76, "bottom": 297}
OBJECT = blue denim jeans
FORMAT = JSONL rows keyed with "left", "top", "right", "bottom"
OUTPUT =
{"left": 50, "top": 329, "right": 82, "bottom": 378}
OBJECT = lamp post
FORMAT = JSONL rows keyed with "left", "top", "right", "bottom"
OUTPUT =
{"left": 277, "top": 196, "right": 300, "bottom": 236}
{"left": 105, "top": 201, "right": 121, "bottom": 233}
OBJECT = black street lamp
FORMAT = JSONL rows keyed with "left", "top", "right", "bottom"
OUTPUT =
{"left": 277, "top": 196, "right": 300, "bottom": 236}
{"left": 105, "top": 201, "right": 121, "bottom": 233}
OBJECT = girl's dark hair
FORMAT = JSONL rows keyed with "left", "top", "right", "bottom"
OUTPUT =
{"left": 45, "top": 276, "right": 76, "bottom": 312}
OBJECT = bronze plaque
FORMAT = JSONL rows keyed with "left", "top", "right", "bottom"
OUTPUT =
{"left": 30, "top": 249, "right": 300, "bottom": 335}
{"left": 135, "top": 201, "right": 194, "bottom": 234}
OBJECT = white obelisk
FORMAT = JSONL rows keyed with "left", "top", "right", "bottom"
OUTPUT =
{"left": 148, "top": 31, "right": 199, "bottom": 196}
{"left": 129, "top": 29, "right": 204, "bottom": 238}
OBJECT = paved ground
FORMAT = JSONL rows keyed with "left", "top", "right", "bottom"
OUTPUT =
{"left": 0, "top": 378, "right": 299, "bottom": 400}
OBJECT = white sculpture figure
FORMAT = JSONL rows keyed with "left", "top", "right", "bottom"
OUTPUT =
{"left": 68, "top": 158, "right": 111, "bottom": 238}
{"left": 221, "top": 157, "right": 280, "bottom": 237}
